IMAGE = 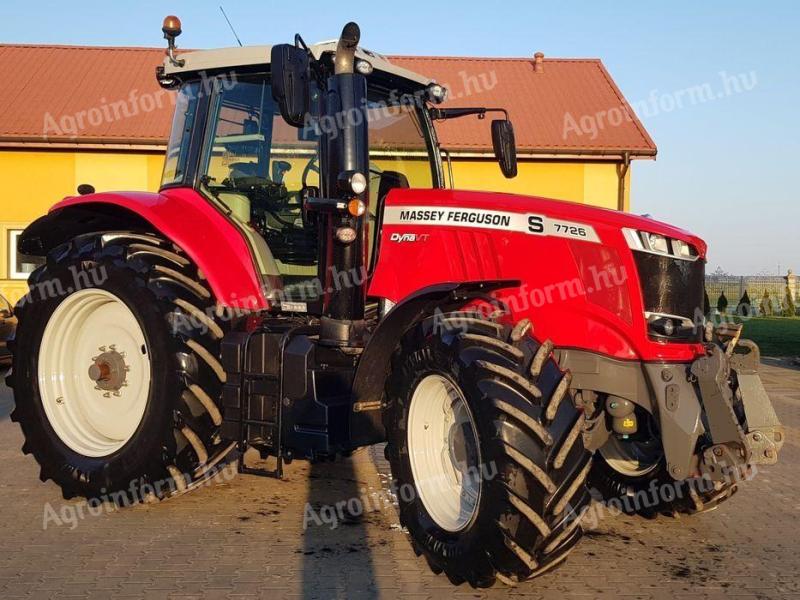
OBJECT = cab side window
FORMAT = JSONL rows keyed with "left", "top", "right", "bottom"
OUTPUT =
{"left": 366, "top": 103, "right": 432, "bottom": 207}
{"left": 365, "top": 103, "right": 432, "bottom": 263}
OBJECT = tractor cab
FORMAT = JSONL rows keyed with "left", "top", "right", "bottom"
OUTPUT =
{"left": 156, "top": 20, "right": 516, "bottom": 323}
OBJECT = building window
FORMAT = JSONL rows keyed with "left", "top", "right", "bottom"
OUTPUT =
{"left": 7, "top": 230, "right": 41, "bottom": 280}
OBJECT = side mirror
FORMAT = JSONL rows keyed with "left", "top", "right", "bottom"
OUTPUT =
{"left": 491, "top": 119, "right": 518, "bottom": 178}
{"left": 271, "top": 44, "right": 310, "bottom": 128}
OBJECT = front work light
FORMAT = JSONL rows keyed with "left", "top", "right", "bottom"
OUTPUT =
{"left": 355, "top": 59, "right": 373, "bottom": 75}
{"left": 338, "top": 171, "right": 367, "bottom": 195}
{"left": 426, "top": 83, "right": 448, "bottom": 104}
{"left": 336, "top": 227, "right": 357, "bottom": 243}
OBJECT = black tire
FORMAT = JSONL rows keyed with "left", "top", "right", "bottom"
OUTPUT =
{"left": 589, "top": 455, "right": 737, "bottom": 518}
{"left": 8, "top": 233, "right": 230, "bottom": 502}
{"left": 589, "top": 406, "right": 739, "bottom": 518}
{"left": 384, "top": 312, "right": 592, "bottom": 587}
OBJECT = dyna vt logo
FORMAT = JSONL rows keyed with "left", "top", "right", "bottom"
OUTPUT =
{"left": 390, "top": 233, "right": 431, "bottom": 243}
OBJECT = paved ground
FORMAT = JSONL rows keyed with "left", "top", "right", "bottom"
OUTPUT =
{"left": 0, "top": 360, "right": 798, "bottom": 599}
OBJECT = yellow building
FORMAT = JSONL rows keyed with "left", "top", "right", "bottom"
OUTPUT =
{"left": 0, "top": 45, "right": 655, "bottom": 303}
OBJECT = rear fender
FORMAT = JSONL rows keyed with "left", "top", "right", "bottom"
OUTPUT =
{"left": 19, "top": 189, "right": 269, "bottom": 309}
{"left": 348, "top": 279, "right": 518, "bottom": 448}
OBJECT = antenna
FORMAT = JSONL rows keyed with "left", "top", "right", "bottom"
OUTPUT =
{"left": 219, "top": 5, "right": 243, "bottom": 47}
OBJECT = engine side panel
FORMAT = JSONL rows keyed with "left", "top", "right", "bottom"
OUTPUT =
{"left": 46, "top": 188, "right": 269, "bottom": 309}
{"left": 368, "top": 188, "right": 706, "bottom": 362}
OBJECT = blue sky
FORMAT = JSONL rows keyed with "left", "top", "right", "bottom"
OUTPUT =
{"left": 3, "top": 1, "right": 798, "bottom": 274}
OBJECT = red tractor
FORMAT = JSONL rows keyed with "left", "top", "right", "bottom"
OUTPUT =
{"left": 8, "top": 19, "right": 783, "bottom": 587}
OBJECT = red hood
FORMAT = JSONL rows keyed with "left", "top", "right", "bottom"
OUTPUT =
{"left": 391, "top": 188, "right": 707, "bottom": 259}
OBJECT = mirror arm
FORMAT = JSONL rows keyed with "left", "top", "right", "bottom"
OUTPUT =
{"left": 294, "top": 33, "right": 310, "bottom": 52}
{"left": 430, "top": 107, "right": 509, "bottom": 121}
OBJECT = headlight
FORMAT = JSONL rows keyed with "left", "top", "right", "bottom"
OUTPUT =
{"left": 350, "top": 172, "right": 367, "bottom": 195}
{"left": 643, "top": 232, "right": 669, "bottom": 254}
{"left": 671, "top": 238, "right": 694, "bottom": 259}
{"left": 646, "top": 312, "right": 697, "bottom": 340}
{"left": 623, "top": 228, "right": 698, "bottom": 261}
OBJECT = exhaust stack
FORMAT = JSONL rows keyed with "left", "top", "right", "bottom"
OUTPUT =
{"left": 334, "top": 22, "right": 360, "bottom": 75}
{"left": 319, "top": 22, "right": 369, "bottom": 346}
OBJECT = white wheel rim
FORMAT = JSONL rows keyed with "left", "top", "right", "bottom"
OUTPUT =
{"left": 599, "top": 434, "right": 662, "bottom": 477}
{"left": 38, "top": 289, "right": 151, "bottom": 457}
{"left": 407, "top": 374, "right": 481, "bottom": 532}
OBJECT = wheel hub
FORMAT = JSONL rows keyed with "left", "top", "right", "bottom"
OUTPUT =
{"left": 599, "top": 410, "right": 663, "bottom": 477}
{"left": 88, "top": 347, "right": 129, "bottom": 392}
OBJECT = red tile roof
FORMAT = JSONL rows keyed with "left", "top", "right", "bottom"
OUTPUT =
{"left": 0, "top": 45, "right": 171, "bottom": 146}
{"left": 393, "top": 56, "right": 655, "bottom": 156}
{"left": 0, "top": 44, "right": 655, "bottom": 157}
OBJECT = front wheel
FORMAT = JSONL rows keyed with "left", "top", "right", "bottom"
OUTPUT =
{"left": 384, "top": 312, "right": 592, "bottom": 587}
{"left": 589, "top": 408, "right": 738, "bottom": 517}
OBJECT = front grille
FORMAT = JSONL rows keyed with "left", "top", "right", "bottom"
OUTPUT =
{"left": 633, "top": 252, "right": 705, "bottom": 341}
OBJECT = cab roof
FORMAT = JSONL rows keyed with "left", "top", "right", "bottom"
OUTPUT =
{"left": 163, "top": 42, "right": 436, "bottom": 88}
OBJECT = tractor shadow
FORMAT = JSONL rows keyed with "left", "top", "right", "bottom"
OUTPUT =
{"left": 0, "top": 375, "right": 14, "bottom": 420}
{"left": 301, "top": 451, "right": 380, "bottom": 600}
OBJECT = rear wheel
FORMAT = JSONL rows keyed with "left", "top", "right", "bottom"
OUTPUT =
{"left": 384, "top": 312, "right": 592, "bottom": 587}
{"left": 9, "top": 233, "right": 231, "bottom": 502}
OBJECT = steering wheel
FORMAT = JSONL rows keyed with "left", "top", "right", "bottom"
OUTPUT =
{"left": 302, "top": 155, "right": 320, "bottom": 188}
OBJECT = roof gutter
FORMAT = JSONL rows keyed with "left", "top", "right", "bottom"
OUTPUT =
{"left": 442, "top": 148, "right": 655, "bottom": 161}
{"left": 0, "top": 138, "right": 656, "bottom": 164}
{"left": 0, "top": 137, "right": 167, "bottom": 151}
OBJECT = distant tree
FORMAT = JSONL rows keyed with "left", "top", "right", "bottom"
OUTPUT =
{"left": 703, "top": 289, "right": 711, "bottom": 316}
{"left": 716, "top": 291, "right": 728, "bottom": 314}
{"left": 784, "top": 286, "right": 797, "bottom": 317}
{"left": 771, "top": 293, "right": 784, "bottom": 316}
{"left": 712, "top": 266, "right": 729, "bottom": 277}
{"left": 760, "top": 290, "right": 772, "bottom": 316}
{"left": 736, "top": 290, "right": 752, "bottom": 316}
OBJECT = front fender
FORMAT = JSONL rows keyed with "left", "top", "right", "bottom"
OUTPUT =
{"left": 348, "top": 279, "right": 519, "bottom": 448}
{"left": 20, "top": 188, "right": 268, "bottom": 309}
